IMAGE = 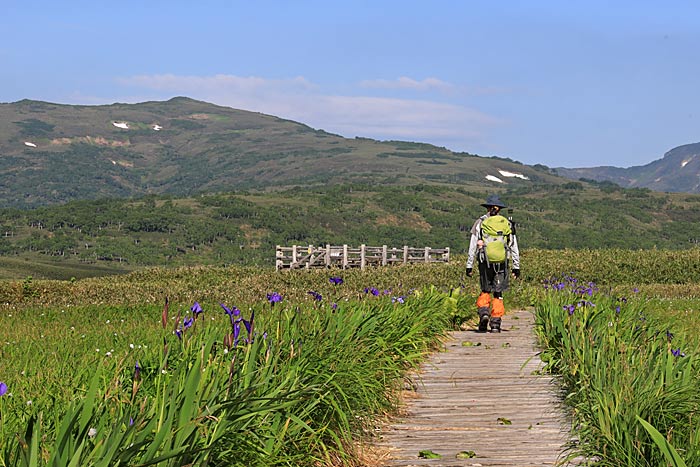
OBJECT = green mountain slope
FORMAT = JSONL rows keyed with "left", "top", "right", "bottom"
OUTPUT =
{"left": 1, "top": 97, "right": 564, "bottom": 208}
{"left": 3, "top": 182, "right": 700, "bottom": 279}
{"left": 555, "top": 142, "right": 700, "bottom": 193}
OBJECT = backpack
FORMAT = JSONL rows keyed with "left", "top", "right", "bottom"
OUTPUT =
{"left": 480, "top": 215, "right": 512, "bottom": 264}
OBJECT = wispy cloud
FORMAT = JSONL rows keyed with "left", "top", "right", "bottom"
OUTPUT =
{"left": 112, "top": 73, "right": 502, "bottom": 152}
{"left": 359, "top": 76, "right": 454, "bottom": 92}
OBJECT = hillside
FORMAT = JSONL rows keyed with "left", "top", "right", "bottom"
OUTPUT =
{"left": 3, "top": 181, "right": 700, "bottom": 279}
{"left": 0, "top": 97, "right": 565, "bottom": 208}
{"left": 555, "top": 142, "right": 700, "bottom": 193}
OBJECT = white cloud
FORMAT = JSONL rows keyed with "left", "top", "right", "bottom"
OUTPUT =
{"left": 111, "top": 73, "right": 503, "bottom": 152}
{"left": 359, "top": 76, "right": 454, "bottom": 92}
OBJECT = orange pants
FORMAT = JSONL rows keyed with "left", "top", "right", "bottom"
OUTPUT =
{"left": 477, "top": 292, "right": 505, "bottom": 318}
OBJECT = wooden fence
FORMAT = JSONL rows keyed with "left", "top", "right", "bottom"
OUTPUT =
{"left": 275, "top": 244, "right": 450, "bottom": 270}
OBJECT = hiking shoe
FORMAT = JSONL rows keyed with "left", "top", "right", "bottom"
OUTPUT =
{"left": 490, "top": 327, "right": 501, "bottom": 333}
{"left": 477, "top": 315, "right": 489, "bottom": 333}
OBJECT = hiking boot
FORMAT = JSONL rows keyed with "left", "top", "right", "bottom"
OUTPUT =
{"left": 477, "top": 314, "right": 489, "bottom": 333}
{"left": 490, "top": 317, "right": 502, "bottom": 333}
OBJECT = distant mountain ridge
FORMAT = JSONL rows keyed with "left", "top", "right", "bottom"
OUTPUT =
{"left": 555, "top": 143, "right": 700, "bottom": 193}
{"left": 0, "top": 97, "right": 565, "bottom": 208}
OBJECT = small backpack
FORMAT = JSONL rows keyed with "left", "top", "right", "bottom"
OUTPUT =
{"left": 480, "top": 215, "right": 512, "bottom": 264}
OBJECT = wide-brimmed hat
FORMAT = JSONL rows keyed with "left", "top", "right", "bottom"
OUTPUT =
{"left": 480, "top": 194, "right": 507, "bottom": 208}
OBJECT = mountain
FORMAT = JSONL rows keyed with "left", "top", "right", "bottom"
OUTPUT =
{"left": 0, "top": 97, "right": 567, "bottom": 208}
{"left": 555, "top": 143, "right": 700, "bottom": 193}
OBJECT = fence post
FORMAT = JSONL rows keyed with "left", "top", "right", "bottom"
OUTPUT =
{"left": 275, "top": 245, "right": 281, "bottom": 270}
{"left": 325, "top": 244, "right": 331, "bottom": 267}
{"left": 382, "top": 245, "right": 387, "bottom": 266}
{"left": 425, "top": 246, "right": 430, "bottom": 263}
{"left": 343, "top": 244, "right": 348, "bottom": 269}
{"left": 403, "top": 245, "right": 408, "bottom": 263}
{"left": 292, "top": 245, "right": 298, "bottom": 266}
{"left": 306, "top": 244, "right": 313, "bottom": 269}
{"left": 360, "top": 244, "right": 366, "bottom": 270}
{"left": 445, "top": 247, "right": 450, "bottom": 262}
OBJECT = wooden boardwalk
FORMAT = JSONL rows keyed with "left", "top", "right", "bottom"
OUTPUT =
{"left": 378, "top": 310, "right": 573, "bottom": 467}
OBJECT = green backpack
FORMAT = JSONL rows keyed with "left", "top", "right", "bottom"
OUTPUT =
{"left": 480, "top": 215, "right": 512, "bottom": 263}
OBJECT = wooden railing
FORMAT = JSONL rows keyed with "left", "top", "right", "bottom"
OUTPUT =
{"left": 275, "top": 244, "right": 450, "bottom": 270}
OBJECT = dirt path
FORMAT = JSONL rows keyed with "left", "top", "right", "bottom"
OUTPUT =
{"left": 377, "top": 310, "right": 573, "bottom": 466}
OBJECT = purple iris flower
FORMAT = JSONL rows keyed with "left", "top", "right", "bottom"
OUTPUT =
{"left": 563, "top": 304, "right": 576, "bottom": 315}
{"left": 331, "top": 302, "right": 338, "bottom": 310}
{"left": 329, "top": 277, "right": 343, "bottom": 285}
{"left": 392, "top": 296, "right": 405, "bottom": 304}
{"left": 243, "top": 310, "right": 255, "bottom": 335}
{"left": 183, "top": 316, "right": 194, "bottom": 329}
{"left": 366, "top": 287, "right": 380, "bottom": 296}
{"left": 0, "top": 382, "right": 7, "bottom": 396}
{"left": 308, "top": 290, "right": 323, "bottom": 301}
{"left": 267, "top": 292, "right": 283, "bottom": 305}
{"left": 221, "top": 303, "right": 241, "bottom": 325}
{"left": 232, "top": 321, "right": 241, "bottom": 347}
{"left": 175, "top": 328, "right": 183, "bottom": 340}
{"left": 134, "top": 361, "right": 141, "bottom": 381}
{"left": 190, "top": 302, "right": 203, "bottom": 316}
{"left": 671, "top": 348, "right": 685, "bottom": 357}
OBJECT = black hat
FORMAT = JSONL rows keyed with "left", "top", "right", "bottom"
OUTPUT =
{"left": 480, "top": 194, "right": 507, "bottom": 208}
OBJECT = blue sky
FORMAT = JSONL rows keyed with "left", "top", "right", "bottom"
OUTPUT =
{"left": 2, "top": 1, "right": 699, "bottom": 168}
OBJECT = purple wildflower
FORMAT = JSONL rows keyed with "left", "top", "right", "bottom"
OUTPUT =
{"left": 183, "top": 316, "right": 194, "bottom": 329}
{"left": 232, "top": 320, "right": 241, "bottom": 347}
{"left": 243, "top": 310, "right": 255, "bottom": 336}
{"left": 267, "top": 292, "right": 283, "bottom": 305}
{"left": 221, "top": 303, "right": 241, "bottom": 326}
{"left": 666, "top": 330, "right": 674, "bottom": 342}
{"left": 0, "top": 382, "right": 7, "bottom": 396}
{"left": 329, "top": 276, "right": 343, "bottom": 285}
{"left": 134, "top": 361, "right": 141, "bottom": 381}
{"left": 175, "top": 328, "right": 183, "bottom": 340}
{"left": 392, "top": 296, "right": 405, "bottom": 304}
{"left": 563, "top": 304, "right": 576, "bottom": 315}
{"left": 367, "top": 287, "right": 380, "bottom": 296}
{"left": 331, "top": 302, "right": 338, "bottom": 310}
{"left": 671, "top": 348, "right": 685, "bottom": 357}
{"left": 190, "top": 301, "right": 203, "bottom": 316}
{"left": 308, "top": 290, "right": 323, "bottom": 301}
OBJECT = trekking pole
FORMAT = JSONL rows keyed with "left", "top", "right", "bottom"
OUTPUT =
{"left": 507, "top": 208, "right": 516, "bottom": 236}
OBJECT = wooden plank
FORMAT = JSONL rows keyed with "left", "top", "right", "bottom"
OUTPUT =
{"left": 377, "top": 310, "right": 580, "bottom": 466}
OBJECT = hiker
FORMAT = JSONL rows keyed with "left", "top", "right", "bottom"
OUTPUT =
{"left": 466, "top": 194, "right": 520, "bottom": 333}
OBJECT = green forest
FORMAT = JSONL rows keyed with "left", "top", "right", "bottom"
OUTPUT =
{"left": 2, "top": 181, "right": 700, "bottom": 279}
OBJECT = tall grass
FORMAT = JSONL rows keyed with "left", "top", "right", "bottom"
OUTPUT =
{"left": 0, "top": 284, "right": 471, "bottom": 466}
{"left": 534, "top": 275, "right": 700, "bottom": 466}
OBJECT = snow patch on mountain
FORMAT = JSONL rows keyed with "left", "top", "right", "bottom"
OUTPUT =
{"left": 498, "top": 169, "right": 529, "bottom": 180}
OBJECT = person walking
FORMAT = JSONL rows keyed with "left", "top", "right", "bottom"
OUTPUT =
{"left": 466, "top": 194, "right": 520, "bottom": 333}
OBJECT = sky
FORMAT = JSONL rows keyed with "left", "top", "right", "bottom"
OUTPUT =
{"left": 2, "top": 1, "right": 699, "bottom": 168}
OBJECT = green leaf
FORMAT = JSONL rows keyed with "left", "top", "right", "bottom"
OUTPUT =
{"left": 461, "top": 341, "right": 481, "bottom": 347}
{"left": 456, "top": 450, "right": 476, "bottom": 458}
{"left": 418, "top": 449, "right": 442, "bottom": 459}
{"left": 637, "top": 416, "right": 687, "bottom": 467}
{"left": 497, "top": 417, "right": 512, "bottom": 425}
